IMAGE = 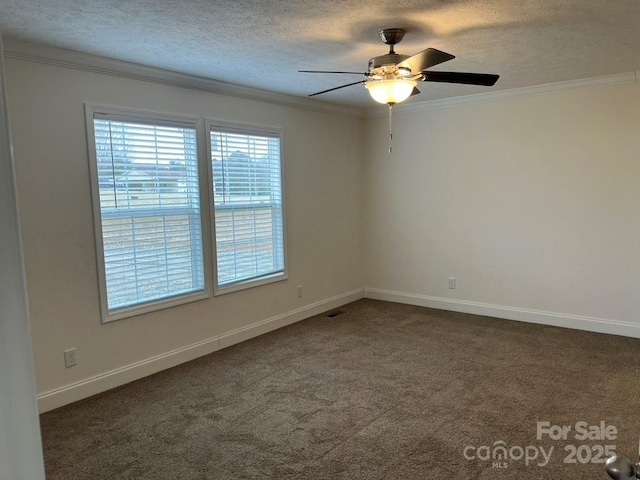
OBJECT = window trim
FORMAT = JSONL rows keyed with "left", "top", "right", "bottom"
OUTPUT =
{"left": 85, "top": 104, "right": 213, "bottom": 323}
{"left": 205, "top": 118, "right": 288, "bottom": 296}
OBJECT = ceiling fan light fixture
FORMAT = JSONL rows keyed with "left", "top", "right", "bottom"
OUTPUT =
{"left": 365, "top": 79, "right": 417, "bottom": 105}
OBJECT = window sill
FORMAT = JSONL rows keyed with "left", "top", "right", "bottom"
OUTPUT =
{"left": 214, "top": 272, "right": 288, "bottom": 296}
{"left": 102, "top": 290, "right": 210, "bottom": 323}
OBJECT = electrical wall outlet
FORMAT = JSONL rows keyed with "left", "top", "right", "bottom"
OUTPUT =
{"left": 64, "top": 348, "right": 77, "bottom": 368}
{"left": 297, "top": 285, "right": 303, "bottom": 298}
{"left": 448, "top": 277, "right": 457, "bottom": 289}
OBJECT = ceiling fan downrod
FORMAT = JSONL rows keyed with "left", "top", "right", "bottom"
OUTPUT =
{"left": 379, "top": 28, "right": 406, "bottom": 55}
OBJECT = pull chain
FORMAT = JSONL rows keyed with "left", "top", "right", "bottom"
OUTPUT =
{"left": 388, "top": 102, "right": 393, "bottom": 154}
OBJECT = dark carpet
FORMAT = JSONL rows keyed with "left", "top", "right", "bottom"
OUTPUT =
{"left": 40, "top": 299, "right": 640, "bottom": 479}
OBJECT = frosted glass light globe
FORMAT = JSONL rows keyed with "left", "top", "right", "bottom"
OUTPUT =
{"left": 365, "top": 79, "right": 417, "bottom": 104}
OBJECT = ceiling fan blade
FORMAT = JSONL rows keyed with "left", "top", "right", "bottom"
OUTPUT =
{"left": 411, "top": 87, "right": 421, "bottom": 96}
{"left": 396, "top": 48, "right": 455, "bottom": 74}
{"left": 421, "top": 71, "right": 499, "bottom": 86}
{"left": 299, "top": 70, "right": 368, "bottom": 75}
{"left": 308, "top": 80, "right": 366, "bottom": 97}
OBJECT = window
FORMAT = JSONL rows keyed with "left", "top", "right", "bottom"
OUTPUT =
{"left": 208, "top": 122, "right": 286, "bottom": 293}
{"left": 86, "top": 106, "right": 209, "bottom": 321}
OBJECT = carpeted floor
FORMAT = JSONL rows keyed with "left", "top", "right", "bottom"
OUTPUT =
{"left": 40, "top": 299, "right": 640, "bottom": 479}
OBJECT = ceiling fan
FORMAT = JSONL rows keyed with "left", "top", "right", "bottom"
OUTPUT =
{"left": 300, "top": 27, "right": 499, "bottom": 105}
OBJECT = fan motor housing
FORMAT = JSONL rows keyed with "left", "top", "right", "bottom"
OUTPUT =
{"left": 368, "top": 53, "right": 409, "bottom": 72}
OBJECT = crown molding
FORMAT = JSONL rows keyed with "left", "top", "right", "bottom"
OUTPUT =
{"left": 365, "top": 71, "right": 639, "bottom": 118}
{"left": 2, "top": 38, "right": 366, "bottom": 118}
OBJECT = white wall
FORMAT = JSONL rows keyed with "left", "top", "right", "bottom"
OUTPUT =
{"left": 364, "top": 83, "right": 640, "bottom": 335}
{"left": 5, "top": 58, "right": 363, "bottom": 411}
{"left": 8, "top": 48, "right": 640, "bottom": 414}
{"left": 0, "top": 34, "right": 45, "bottom": 478}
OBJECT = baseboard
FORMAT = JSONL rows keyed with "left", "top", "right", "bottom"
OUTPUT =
{"left": 37, "top": 288, "right": 364, "bottom": 413}
{"left": 37, "top": 336, "right": 222, "bottom": 413}
{"left": 364, "top": 288, "right": 640, "bottom": 339}
{"left": 217, "top": 289, "right": 364, "bottom": 349}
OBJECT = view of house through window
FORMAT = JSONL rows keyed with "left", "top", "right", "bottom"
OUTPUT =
{"left": 89, "top": 111, "right": 206, "bottom": 319}
{"left": 209, "top": 125, "right": 285, "bottom": 290}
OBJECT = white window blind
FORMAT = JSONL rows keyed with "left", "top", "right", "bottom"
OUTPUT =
{"left": 90, "top": 112, "right": 206, "bottom": 317}
{"left": 209, "top": 125, "right": 285, "bottom": 289}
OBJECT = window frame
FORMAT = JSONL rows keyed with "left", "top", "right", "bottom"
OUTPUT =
{"left": 85, "top": 104, "right": 213, "bottom": 323}
{"left": 205, "top": 119, "right": 288, "bottom": 296}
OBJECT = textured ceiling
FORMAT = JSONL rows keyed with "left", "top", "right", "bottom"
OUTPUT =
{"left": 1, "top": 0, "right": 640, "bottom": 108}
